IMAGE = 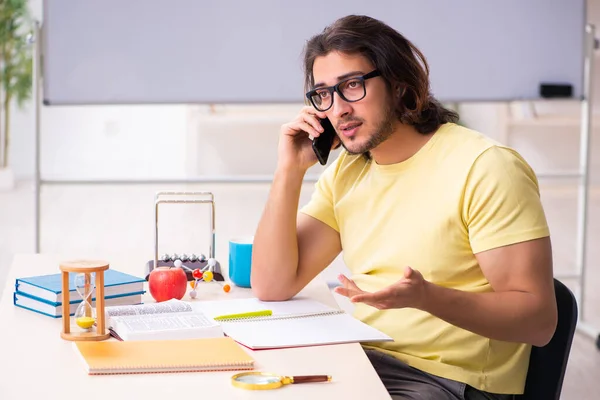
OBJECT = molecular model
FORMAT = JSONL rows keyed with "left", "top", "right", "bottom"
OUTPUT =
{"left": 173, "top": 258, "right": 231, "bottom": 298}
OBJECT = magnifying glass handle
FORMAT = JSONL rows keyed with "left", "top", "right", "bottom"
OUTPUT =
{"left": 291, "top": 375, "right": 332, "bottom": 384}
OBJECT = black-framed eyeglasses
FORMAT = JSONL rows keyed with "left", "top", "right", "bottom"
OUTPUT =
{"left": 306, "top": 70, "right": 381, "bottom": 112}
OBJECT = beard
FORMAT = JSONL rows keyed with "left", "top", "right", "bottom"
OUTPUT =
{"left": 340, "top": 102, "right": 396, "bottom": 155}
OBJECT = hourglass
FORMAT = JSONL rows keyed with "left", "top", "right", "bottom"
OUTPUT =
{"left": 59, "top": 260, "right": 111, "bottom": 341}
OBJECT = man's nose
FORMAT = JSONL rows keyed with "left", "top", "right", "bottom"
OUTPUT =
{"left": 331, "top": 92, "right": 352, "bottom": 119}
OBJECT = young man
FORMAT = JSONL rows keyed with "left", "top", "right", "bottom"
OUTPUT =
{"left": 250, "top": 15, "right": 557, "bottom": 400}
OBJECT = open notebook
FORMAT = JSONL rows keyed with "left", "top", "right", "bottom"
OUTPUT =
{"left": 193, "top": 297, "right": 393, "bottom": 350}
{"left": 73, "top": 337, "right": 254, "bottom": 375}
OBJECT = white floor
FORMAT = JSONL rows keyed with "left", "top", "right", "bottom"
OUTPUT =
{"left": 1, "top": 179, "right": 599, "bottom": 398}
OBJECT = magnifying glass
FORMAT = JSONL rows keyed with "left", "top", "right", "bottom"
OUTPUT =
{"left": 231, "top": 372, "right": 332, "bottom": 390}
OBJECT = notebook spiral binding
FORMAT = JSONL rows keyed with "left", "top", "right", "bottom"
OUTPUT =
{"left": 110, "top": 360, "right": 254, "bottom": 370}
{"left": 90, "top": 365, "right": 255, "bottom": 375}
{"left": 221, "top": 310, "right": 345, "bottom": 323}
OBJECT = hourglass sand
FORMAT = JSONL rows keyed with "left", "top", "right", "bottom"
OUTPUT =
{"left": 59, "top": 260, "right": 111, "bottom": 341}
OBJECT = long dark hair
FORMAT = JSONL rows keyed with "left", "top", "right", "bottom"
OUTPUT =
{"left": 303, "top": 15, "right": 459, "bottom": 134}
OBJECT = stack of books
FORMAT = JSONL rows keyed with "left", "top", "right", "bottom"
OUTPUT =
{"left": 13, "top": 270, "right": 146, "bottom": 318}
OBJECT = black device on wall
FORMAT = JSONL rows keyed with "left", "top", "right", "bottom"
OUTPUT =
{"left": 539, "top": 83, "right": 573, "bottom": 98}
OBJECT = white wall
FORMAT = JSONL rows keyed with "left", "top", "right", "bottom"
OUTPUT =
{"left": 40, "top": 105, "right": 189, "bottom": 179}
{"left": 12, "top": 103, "right": 191, "bottom": 180}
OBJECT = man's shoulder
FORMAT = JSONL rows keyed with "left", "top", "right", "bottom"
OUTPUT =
{"left": 436, "top": 123, "right": 501, "bottom": 155}
{"left": 438, "top": 125, "right": 538, "bottom": 189}
{"left": 435, "top": 123, "right": 526, "bottom": 170}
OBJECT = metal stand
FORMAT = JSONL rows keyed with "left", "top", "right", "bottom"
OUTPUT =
{"left": 33, "top": 20, "right": 42, "bottom": 253}
{"left": 568, "top": 23, "right": 600, "bottom": 348}
{"left": 154, "top": 191, "right": 216, "bottom": 270}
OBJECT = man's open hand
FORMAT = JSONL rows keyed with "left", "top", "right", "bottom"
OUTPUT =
{"left": 333, "top": 266, "right": 428, "bottom": 310}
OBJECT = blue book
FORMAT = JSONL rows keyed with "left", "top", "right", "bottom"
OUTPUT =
{"left": 15, "top": 269, "right": 146, "bottom": 304}
{"left": 13, "top": 291, "right": 145, "bottom": 318}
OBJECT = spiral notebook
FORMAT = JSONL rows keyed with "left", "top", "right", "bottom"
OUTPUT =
{"left": 73, "top": 337, "right": 254, "bottom": 375}
{"left": 193, "top": 298, "right": 393, "bottom": 350}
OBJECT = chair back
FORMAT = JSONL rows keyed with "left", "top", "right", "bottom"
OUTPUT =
{"left": 518, "top": 278, "right": 577, "bottom": 399}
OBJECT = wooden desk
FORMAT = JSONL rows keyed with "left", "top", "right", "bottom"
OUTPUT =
{"left": 0, "top": 255, "right": 391, "bottom": 400}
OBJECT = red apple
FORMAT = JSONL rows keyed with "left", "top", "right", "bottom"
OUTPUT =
{"left": 148, "top": 266, "right": 188, "bottom": 302}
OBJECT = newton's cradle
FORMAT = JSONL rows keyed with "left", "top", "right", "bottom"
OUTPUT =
{"left": 145, "top": 191, "right": 228, "bottom": 294}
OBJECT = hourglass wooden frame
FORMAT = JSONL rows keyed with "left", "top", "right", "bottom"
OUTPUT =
{"left": 59, "top": 260, "right": 111, "bottom": 341}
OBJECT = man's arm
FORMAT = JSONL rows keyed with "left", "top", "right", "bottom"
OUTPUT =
{"left": 250, "top": 167, "right": 342, "bottom": 301}
{"left": 420, "top": 146, "right": 557, "bottom": 346}
{"left": 250, "top": 106, "right": 343, "bottom": 301}
{"left": 418, "top": 147, "right": 558, "bottom": 346}
{"left": 421, "top": 236, "right": 557, "bottom": 347}
{"left": 337, "top": 236, "right": 557, "bottom": 347}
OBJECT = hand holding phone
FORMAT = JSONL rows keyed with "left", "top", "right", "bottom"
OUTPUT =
{"left": 312, "top": 117, "right": 337, "bottom": 165}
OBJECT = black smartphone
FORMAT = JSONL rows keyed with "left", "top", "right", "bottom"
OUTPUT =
{"left": 312, "top": 117, "right": 337, "bottom": 165}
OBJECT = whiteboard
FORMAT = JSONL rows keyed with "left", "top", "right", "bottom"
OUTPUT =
{"left": 42, "top": 0, "right": 586, "bottom": 105}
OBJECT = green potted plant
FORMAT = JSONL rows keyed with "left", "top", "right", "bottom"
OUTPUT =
{"left": 0, "top": 0, "right": 33, "bottom": 190}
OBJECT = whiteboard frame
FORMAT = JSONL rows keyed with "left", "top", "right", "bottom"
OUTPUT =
{"left": 41, "top": 0, "right": 586, "bottom": 105}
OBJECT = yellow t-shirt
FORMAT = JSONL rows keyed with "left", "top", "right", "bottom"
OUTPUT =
{"left": 300, "top": 123, "right": 550, "bottom": 394}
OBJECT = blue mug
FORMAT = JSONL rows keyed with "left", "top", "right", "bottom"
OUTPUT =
{"left": 229, "top": 237, "right": 253, "bottom": 288}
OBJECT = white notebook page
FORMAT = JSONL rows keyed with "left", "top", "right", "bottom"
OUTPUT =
{"left": 220, "top": 312, "right": 393, "bottom": 350}
{"left": 192, "top": 297, "right": 338, "bottom": 320}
